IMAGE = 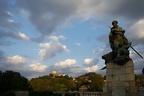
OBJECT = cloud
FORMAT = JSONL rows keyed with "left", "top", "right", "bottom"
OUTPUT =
{"left": 16, "top": 0, "right": 81, "bottom": 37}
{"left": 93, "top": 45, "right": 111, "bottom": 57}
{"left": 84, "top": 65, "right": 99, "bottom": 72}
{"left": 0, "top": 50, "right": 5, "bottom": 61}
{"left": 0, "top": 1, "right": 20, "bottom": 44}
{"left": 30, "top": 62, "right": 48, "bottom": 72}
{"left": 5, "top": 55, "right": 26, "bottom": 65}
{"left": 76, "top": 42, "right": 80, "bottom": 46}
{"left": 53, "top": 58, "right": 99, "bottom": 77}
{"left": 39, "top": 42, "right": 69, "bottom": 61}
{"left": 129, "top": 45, "right": 144, "bottom": 74}
{"left": 83, "top": 58, "right": 99, "bottom": 67}
{"left": 0, "top": 1, "right": 32, "bottom": 45}
{"left": 127, "top": 19, "right": 144, "bottom": 45}
{"left": 49, "top": 35, "right": 66, "bottom": 42}
{"left": 2, "top": 0, "right": 144, "bottom": 42}
{"left": 1, "top": 0, "right": 144, "bottom": 78}
{"left": 0, "top": 55, "right": 27, "bottom": 71}
{"left": 18, "top": 32, "right": 29, "bottom": 40}
{"left": 55, "top": 59, "right": 77, "bottom": 69}
{"left": 53, "top": 59, "right": 84, "bottom": 77}
{"left": 108, "top": 1, "right": 144, "bottom": 21}
{"left": 67, "top": 68, "right": 86, "bottom": 77}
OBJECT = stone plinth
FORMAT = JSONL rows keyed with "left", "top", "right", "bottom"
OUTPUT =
{"left": 103, "top": 60, "right": 138, "bottom": 96}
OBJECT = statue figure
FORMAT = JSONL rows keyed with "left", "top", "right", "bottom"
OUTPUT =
{"left": 102, "top": 20, "right": 131, "bottom": 65}
{"left": 109, "top": 20, "right": 128, "bottom": 53}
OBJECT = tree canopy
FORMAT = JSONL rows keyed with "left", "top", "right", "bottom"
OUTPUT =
{"left": 0, "top": 70, "right": 30, "bottom": 93}
{"left": 29, "top": 72, "right": 104, "bottom": 92}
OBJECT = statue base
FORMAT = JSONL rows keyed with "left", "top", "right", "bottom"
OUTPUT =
{"left": 103, "top": 60, "right": 138, "bottom": 96}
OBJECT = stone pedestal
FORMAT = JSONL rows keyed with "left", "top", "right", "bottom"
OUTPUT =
{"left": 103, "top": 60, "right": 138, "bottom": 96}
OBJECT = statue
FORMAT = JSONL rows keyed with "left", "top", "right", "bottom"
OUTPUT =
{"left": 102, "top": 21, "right": 142, "bottom": 95}
{"left": 102, "top": 20, "right": 131, "bottom": 65}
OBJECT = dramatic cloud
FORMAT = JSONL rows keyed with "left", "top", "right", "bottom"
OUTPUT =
{"left": 14, "top": 0, "right": 144, "bottom": 46}
{"left": 127, "top": 19, "right": 144, "bottom": 45}
{"left": 39, "top": 42, "right": 69, "bottom": 61}
{"left": 2, "top": 0, "right": 144, "bottom": 42}
{"left": 1, "top": 0, "right": 144, "bottom": 78}
{"left": 0, "top": 1, "right": 20, "bottom": 45}
{"left": 83, "top": 58, "right": 99, "bottom": 67}
{"left": 16, "top": 0, "right": 81, "bottom": 39}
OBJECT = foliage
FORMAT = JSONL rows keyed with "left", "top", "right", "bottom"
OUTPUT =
{"left": 0, "top": 90, "right": 16, "bottom": 96}
{"left": 0, "top": 70, "right": 105, "bottom": 94}
{"left": 135, "top": 74, "right": 144, "bottom": 88}
{"left": 29, "top": 72, "right": 104, "bottom": 92}
{"left": 54, "top": 83, "right": 67, "bottom": 91}
{"left": 76, "top": 72, "right": 104, "bottom": 91}
{"left": 30, "top": 76, "right": 76, "bottom": 92}
{"left": 0, "top": 70, "right": 30, "bottom": 93}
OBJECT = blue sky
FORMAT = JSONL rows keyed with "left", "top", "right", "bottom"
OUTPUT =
{"left": 0, "top": 0, "right": 144, "bottom": 79}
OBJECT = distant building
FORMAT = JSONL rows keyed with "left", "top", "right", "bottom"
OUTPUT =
{"left": 79, "top": 85, "right": 88, "bottom": 92}
{"left": 49, "top": 70, "right": 66, "bottom": 77}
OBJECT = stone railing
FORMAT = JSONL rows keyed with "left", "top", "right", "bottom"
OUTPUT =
{"left": 79, "top": 92, "right": 102, "bottom": 96}
{"left": 54, "top": 91, "right": 102, "bottom": 96}
{"left": 15, "top": 91, "right": 29, "bottom": 96}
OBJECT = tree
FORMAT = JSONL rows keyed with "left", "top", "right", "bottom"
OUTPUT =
{"left": 76, "top": 72, "right": 104, "bottom": 91}
{"left": 135, "top": 74, "right": 144, "bottom": 88}
{"left": 0, "top": 70, "right": 30, "bottom": 93}
{"left": 88, "top": 73, "right": 104, "bottom": 91}
{"left": 54, "top": 83, "right": 67, "bottom": 91}
{"left": 29, "top": 72, "right": 104, "bottom": 92}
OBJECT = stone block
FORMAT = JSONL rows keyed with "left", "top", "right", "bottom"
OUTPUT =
{"left": 103, "top": 83, "right": 109, "bottom": 92}
{"left": 125, "top": 60, "right": 134, "bottom": 67}
{"left": 119, "top": 74, "right": 135, "bottom": 81}
{"left": 112, "top": 86, "right": 126, "bottom": 96}
{"left": 111, "top": 82, "right": 129, "bottom": 87}
{"left": 112, "top": 75, "right": 120, "bottom": 81}
{"left": 106, "top": 75, "right": 119, "bottom": 81}
{"left": 107, "top": 68, "right": 113, "bottom": 75}
{"left": 103, "top": 60, "right": 137, "bottom": 96}
{"left": 129, "top": 87, "right": 138, "bottom": 92}
{"left": 126, "top": 67, "right": 134, "bottom": 74}
{"left": 106, "top": 76, "right": 113, "bottom": 82}
{"left": 113, "top": 68, "right": 126, "bottom": 75}
{"left": 107, "top": 63, "right": 115, "bottom": 69}
{"left": 129, "top": 81, "right": 135, "bottom": 86}
{"left": 102, "top": 92, "right": 112, "bottom": 96}
{"left": 114, "top": 63, "right": 126, "bottom": 68}
{"left": 126, "top": 92, "right": 138, "bottom": 96}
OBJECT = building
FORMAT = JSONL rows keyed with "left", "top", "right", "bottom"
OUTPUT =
{"left": 49, "top": 70, "right": 66, "bottom": 77}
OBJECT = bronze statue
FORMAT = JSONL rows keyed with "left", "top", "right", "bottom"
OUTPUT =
{"left": 101, "top": 20, "right": 143, "bottom": 70}
{"left": 102, "top": 20, "right": 131, "bottom": 65}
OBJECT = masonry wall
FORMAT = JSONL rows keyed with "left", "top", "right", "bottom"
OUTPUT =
{"left": 103, "top": 60, "right": 138, "bottom": 96}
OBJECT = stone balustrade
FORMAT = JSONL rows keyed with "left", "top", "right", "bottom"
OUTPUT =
{"left": 54, "top": 91, "right": 102, "bottom": 96}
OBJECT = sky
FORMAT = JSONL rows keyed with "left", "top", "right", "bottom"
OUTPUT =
{"left": 0, "top": 0, "right": 144, "bottom": 79}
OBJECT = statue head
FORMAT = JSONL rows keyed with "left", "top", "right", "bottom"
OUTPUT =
{"left": 112, "top": 20, "right": 118, "bottom": 27}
